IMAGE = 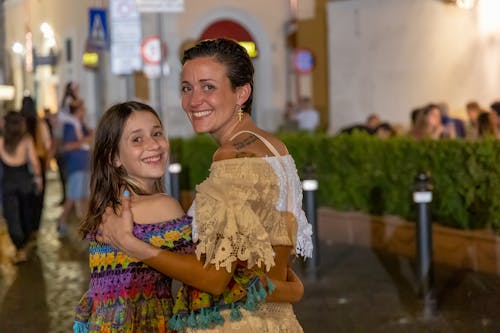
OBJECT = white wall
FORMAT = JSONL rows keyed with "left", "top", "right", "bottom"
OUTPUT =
{"left": 327, "top": 0, "right": 500, "bottom": 133}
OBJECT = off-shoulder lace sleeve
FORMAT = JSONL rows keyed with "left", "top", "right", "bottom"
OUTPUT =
{"left": 193, "top": 159, "right": 279, "bottom": 273}
{"left": 267, "top": 155, "right": 313, "bottom": 259}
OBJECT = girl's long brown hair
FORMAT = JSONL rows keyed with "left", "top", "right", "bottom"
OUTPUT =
{"left": 79, "top": 101, "right": 165, "bottom": 238}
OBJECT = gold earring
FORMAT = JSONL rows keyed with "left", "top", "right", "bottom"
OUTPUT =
{"left": 237, "top": 105, "right": 244, "bottom": 121}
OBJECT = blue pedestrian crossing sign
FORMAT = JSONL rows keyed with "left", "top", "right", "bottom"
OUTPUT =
{"left": 88, "top": 8, "right": 109, "bottom": 50}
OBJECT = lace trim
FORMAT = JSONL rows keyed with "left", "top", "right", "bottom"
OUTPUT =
{"left": 192, "top": 157, "right": 313, "bottom": 272}
{"left": 265, "top": 156, "right": 313, "bottom": 258}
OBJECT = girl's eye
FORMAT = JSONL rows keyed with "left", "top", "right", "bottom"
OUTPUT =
{"left": 153, "top": 131, "right": 163, "bottom": 137}
{"left": 132, "top": 136, "right": 143, "bottom": 143}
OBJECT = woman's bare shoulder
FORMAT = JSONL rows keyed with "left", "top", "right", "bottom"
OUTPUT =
{"left": 131, "top": 193, "right": 185, "bottom": 224}
{"left": 216, "top": 129, "right": 288, "bottom": 160}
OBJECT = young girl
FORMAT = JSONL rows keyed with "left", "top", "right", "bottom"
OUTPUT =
{"left": 73, "top": 101, "right": 194, "bottom": 332}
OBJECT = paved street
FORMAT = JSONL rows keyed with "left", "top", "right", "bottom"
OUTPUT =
{"left": 1, "top": 171, "right": 500, "bottom": 332}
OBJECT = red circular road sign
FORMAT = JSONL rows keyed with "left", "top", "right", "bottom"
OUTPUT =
{"left": 141, "top": 36, "right": 164, "bottom": 65}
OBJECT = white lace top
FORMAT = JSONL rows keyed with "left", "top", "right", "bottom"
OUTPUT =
{"left": 188, "top": 155, "right": 313, "bottom": 273}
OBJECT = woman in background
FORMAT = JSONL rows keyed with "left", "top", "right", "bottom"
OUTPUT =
{"left": 0, "top": 111, "right": 42, "bottom": 263}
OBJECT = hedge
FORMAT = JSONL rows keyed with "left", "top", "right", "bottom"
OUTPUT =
{"left": 169, "top": 132, "right": 500, "bottom": 231}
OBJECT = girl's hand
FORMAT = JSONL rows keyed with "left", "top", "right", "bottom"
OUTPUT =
{"left": 97, "top": 190, "right": 134, "bottom": 252}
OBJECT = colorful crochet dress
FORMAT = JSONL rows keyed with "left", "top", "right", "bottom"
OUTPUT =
{"left": 73, "top": 215, "right": 194, "bottom": 333}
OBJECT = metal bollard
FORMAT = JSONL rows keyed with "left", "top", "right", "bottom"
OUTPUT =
{"left": 413, "top": 171, "right": 437, "bottom": 319}
{"left": 168, "top": 161, "right": 182, "bottom": 202}
{"left": 302, "top": 165, "right": 319, "bottom": 280}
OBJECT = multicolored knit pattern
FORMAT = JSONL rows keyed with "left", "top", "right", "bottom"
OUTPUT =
{"left": 74, "top": 215, "right": 194, "bottom": 333}
{"left": 169, "top": 262, "right": 276, "bottom": 331}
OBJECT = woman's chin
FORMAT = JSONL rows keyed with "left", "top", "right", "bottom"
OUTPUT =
{"left": 192, "top": 125, "right": 209, "bottom": 134}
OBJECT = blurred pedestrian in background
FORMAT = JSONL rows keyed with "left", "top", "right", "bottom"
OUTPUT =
{"left": 294, "top": 96, "right": 320, "bottom": 132}
{"left": 281, "top": 100, "right": 298, "bottom": 131}
{"left": 410, "top": 103, "right": 455, "bottom": 140}
{"left": 20, "top": 96, "right": 52, "bottom": 237}
{"left": 55, "top": 81, "right": 81, "bottom": 206}
{"left": 477, "top": 111, "right": 497, "bottom": 139}
{"left": 465, "top": 101, "right": 482, "bottom": 139}
{"left": 0, "top": 111, "right": 42, "bottom": 263}
{"left": 57, "top": 98, "right": 92, "bottom": 238}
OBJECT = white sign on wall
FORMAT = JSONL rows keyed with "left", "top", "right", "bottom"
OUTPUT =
{"left": 110, "top": 0, "right": 142, "bottom": 74}
{"left": 136, "top": 0, "right": 184, "bottom": 13}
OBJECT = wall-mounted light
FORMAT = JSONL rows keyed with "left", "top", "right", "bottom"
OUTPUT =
{"left": 0, "top": 85, "right": 15, "bottom": 101}
{"left": 239, "top": 41, "right": 258, "bottom": 58}
{"left": 12, "top": 42, "right": 24, "bottom": 55}
{"left": 40, "top": 22, "right": 56, "bottom": 49}
{"left": 478, "top": 0, "right": 500, "bottom": 36}
{"left": 40, "top": 22, "right": 54, "bottom": 37}
{"left": 456, "top": 0, "right": 475, "bottom": 9}
{"left": 82, "top": 51, "right": 99, "bottom": 68}
{"left": 441, "top": 0, "right": 475, "bottom": 9}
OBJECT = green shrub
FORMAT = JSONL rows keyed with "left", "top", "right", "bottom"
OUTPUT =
{"left": 169, "top": 132, "right": 500, "bottom": 231}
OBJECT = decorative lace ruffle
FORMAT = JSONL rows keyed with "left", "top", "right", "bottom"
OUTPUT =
{"left": 265, "top": 156, "right": 313, "bottom": 258}
{"left": 192, "top": 156, "right": 314, "bottom": 272}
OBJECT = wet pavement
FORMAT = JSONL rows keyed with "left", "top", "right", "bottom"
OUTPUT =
{"left": 0, "top": 171, "right": 89, "bottom": 333}
{"left": 1, "top": 171, "right": 500, "bottom": 332}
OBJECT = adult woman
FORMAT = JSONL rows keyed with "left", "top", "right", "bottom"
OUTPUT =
{"left": 20, "top": 96, "right": 52, "bottom": 234}
{"left": 0, "top": 111, "right": 43, "bottom": 263}
{"left": 99, "top": 38, "right": 313, "bottom": 332}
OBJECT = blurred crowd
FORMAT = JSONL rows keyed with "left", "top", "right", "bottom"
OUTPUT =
{"left": 0, "top": 81, "right": 93, "bottom": 263}
{"left": 282, "top": 97, "right": 500, "bottom": 141}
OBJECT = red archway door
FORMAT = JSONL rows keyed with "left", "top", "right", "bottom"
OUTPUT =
{"left": 200, "top": 19, "right": 258, "bottom": 58}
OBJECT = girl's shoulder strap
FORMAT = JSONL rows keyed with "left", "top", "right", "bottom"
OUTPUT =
{"left": 229, "top": 130, "right": 283, "bottom": 158}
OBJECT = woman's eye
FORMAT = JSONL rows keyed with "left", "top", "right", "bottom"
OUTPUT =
{"left": 202, "top": 84, "right": 215, "bottom": 91}
{"left": 153, "top": 131, "right": 163, "bottom": 137}
{"left": 132, "top": 137, "right": 142, "bottom": 143}
{"left": 181, "top": 85, "right": 192, "bottom": 93}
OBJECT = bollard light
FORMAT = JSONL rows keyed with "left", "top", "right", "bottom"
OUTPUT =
{"left": 413, "top": 171, "right": 437, "bottom": 320}
{"left": 168, "top": 162, "right": 182, "bottom": 174}
{"left": 302, "top": 179, "right": 318, "bottom": 191}
{"left": 168, "top": 159, "right": 182, "bottom": 202}
{"left": 302, "top": 164, "right": 319, "bottom": 280}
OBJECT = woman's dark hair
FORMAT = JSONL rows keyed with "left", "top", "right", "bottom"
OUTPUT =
{"left": 3, "top": 111, "right": 27, "bottom": 155}
{"left": 79, "top": 101, "right": 165, "bottom": 238}
{"left": 60, "top": 81, "right": 77, "bottom": 108}
{"left": 20, "top": 96, "right": 38, "bottom": 143}
{"left": 182, "top": 38, "right": 254, "bottom": 114}
{"left": 477, "top": 111, "right": 496, "bottom": 138}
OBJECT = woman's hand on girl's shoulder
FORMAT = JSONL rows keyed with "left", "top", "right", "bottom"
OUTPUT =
{"left": 132, "top": 193, "right": 185, "bottom": 224}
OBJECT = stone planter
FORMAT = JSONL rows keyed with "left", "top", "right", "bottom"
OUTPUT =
{"left": 318, "top": 207, "right": 500, "bottom": 276}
